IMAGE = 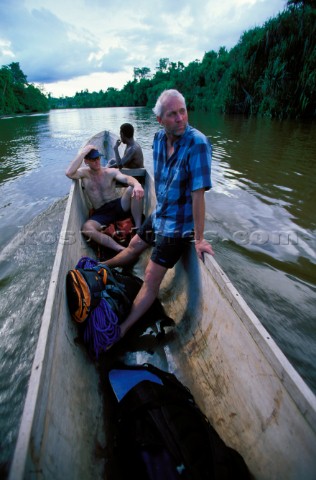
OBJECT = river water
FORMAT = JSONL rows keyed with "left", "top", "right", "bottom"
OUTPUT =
{"left": 0, "top": 107, "right": 315, "bottom": 475}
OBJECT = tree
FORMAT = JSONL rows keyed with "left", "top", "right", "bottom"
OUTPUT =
{"left": 8, "top": 62, "right": 28, "bottom": 84}
{"left": 287, "top": 0, "right": 316, "bottom": 7}
{"left": 133, "top": 67, "right": 151, "bottom": 81}
{"left": 0, "top": 63, "right": 49, "bottom": 114}
{"left": 0, "top": 66, "right": 21, "bottom": 114}
{"left": 156, "top": 58, "right": 170, "bottom": 73}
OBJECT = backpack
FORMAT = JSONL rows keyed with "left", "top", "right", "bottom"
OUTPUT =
{"left": 66, "top": 256, "right": 139, "bottom": 322}
{"left": 106, "top": 363, "right": 251, "bottom": 480}
{"left": 66, "top": 257, "right": 143, "bottom": 358}
{"left": 66, "top": 263, "right": 107, "bottom": 323}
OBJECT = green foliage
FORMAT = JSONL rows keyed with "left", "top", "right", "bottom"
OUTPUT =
{"left": 133, "top": 67, "right": 151, "bottom": 81}
{"left": 2, "top": 4, "right": 315, "bottom": 119}
{"left": 0, "top": 62, "right": 48, "bottom": 116}
{"left": 0, "top": 67, "right": 20, "bottom": 114}
{"left": 287, "top": 0, "right": 316, "bottom": 7}
{"left": 9, "top": 62, "right": 28, "bottom": 84}
{"left": 51, "top": 3, "right": 313, "bottom": 119}
{"left": 216, "top": 5, "right": 316, "bottom": 118}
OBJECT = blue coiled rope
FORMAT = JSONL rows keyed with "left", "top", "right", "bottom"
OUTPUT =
{"left": 76, "top": 256, "right": 98, "bottom": 269}
{"left": 76, "top": 256, "right": 121, "bottom": 358}
{"left": 83, "top": 298, "right": 121, "bottom": 358}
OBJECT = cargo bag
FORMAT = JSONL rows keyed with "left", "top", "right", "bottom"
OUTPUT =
{"left": 66, "top": 257, "right": 143, "bottom": 358}
{"left": 87, "top": 212, "right": 136, "bottom": 261}
{"left": 66, "top": 263, "right": 107, "bottom": 323}
{"left": 107, "top": 363, "right": 251, "bottom": 480}
{"left": 101, "top": 217, "right": 135, "bottom": 247}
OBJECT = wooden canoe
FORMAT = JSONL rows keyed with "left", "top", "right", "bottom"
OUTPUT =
{"left": 9, "top": 130, "right": 316, "bottom": 480}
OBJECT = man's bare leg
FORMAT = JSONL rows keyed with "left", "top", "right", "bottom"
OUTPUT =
{"left": 119, "top": 260, "right": 167, "bottom": 337}
{"left": 104, "top": 234, "right": 148, "bottom": 267}
{"left": 82, "top": 219, "right": 124, "bottom": 252}
{"left": 121, "top": 186, "right": 143, "bottom": 228}
{"left": 130, "top": 196, "right": 143, "bottom": 228}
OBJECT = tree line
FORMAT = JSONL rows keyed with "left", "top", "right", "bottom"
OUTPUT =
{"left": 1, "top": 0, "right": 315, "bottom": 120}
{"left": 0, "top": 62, "right": 49, "bottom": 116}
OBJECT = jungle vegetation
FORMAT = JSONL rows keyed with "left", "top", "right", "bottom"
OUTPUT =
{"left": 1, "top": 0, "right": 315, "bottom": 119}
{"left": 0, "top": 62, "right": 49, "bottom": 115}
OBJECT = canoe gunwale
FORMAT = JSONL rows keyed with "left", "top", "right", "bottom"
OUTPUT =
{"left": 203, "top": 253, "right": 316, "bottom": 431}
{"left": 8, "top": 181, "right": 77, "bottom": 480}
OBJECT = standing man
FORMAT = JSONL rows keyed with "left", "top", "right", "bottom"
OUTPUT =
{"left": 65, "top": 144, "right": 144, "bottom": 252}
{"left": 107, "top": 123, "right": 144, "bottom": 168}
{"left": 104, "top": 89, "right": 214, "bottom": 346}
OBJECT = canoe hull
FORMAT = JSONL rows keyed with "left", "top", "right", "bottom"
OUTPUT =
{"left": 163, "top": 250, "right": 316, "bottom": 479}
{"left": 9, "top": 131, "right": 316, "bottom": 480}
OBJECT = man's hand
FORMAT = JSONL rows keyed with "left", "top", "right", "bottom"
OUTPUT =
{"left": 66, "top": 144, "right": 97, "bottom": 179}
{"left": 106, "top": 158, "right": 118, "bottom": 168}
{"left": 81, "top": 144, "right": 97, "bottom": 157}
{"left": 132, "top": 183, "right": 144, "bottom": 200}
{"left": 195, "top": 239, "right": 214, "bottom": 260}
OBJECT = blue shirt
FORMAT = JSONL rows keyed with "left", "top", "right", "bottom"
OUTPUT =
{"left": 152, "top": 124, "right": 212, "bottom": 238}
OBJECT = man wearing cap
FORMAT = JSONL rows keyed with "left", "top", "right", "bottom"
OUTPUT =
{"left": 66, "top": 144, "right": 144, "bottom": 252}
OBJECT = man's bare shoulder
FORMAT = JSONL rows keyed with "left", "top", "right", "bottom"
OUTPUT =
{"left": 127, "top": 143, "right": 142, "bottom": 154}
{"left": 134, "top": 141, "right": 143, "bottom": 151}
{"left": 103, "top": 166, "right": 120, "bottom": 177}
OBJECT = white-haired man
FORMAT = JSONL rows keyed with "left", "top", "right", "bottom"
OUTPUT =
{"left": 104, "top": 89, "right": 214, "bottom": 345}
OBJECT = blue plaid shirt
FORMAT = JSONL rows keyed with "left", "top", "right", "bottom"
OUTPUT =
{"left": 152, "top": 124, "right": 212, "bottom": 238}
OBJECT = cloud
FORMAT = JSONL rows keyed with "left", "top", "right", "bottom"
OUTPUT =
{"left": 0, "top": 0, "right": 286, "bottom": 96}
{"left": 0, "top": 4, "right": 111, "bottom": 82}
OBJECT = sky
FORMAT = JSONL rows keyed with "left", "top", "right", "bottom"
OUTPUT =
{"left": 0, "top": 0, "right": 286, "bottom": 98}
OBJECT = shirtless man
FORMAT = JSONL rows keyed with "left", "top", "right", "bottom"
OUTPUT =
{"left": 107, "top": 123, "right": 144, "bottom": 169}
{"left": 66, "top": 144, "right": 144, "bottom": 252}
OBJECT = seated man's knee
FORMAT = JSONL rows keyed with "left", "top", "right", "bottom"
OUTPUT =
{"left": 121, "top": 187, "right": 133, "bottom": 211}
{"left": 81, "top": 219, "right": 98, "bottom": 236}
{"left": 124, "top": 186, "right": 133, "bottom": 201}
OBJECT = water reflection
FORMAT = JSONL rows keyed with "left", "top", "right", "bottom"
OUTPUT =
{"left": 192, "top": 112, "right": 316, "bottom": 221}
{"left": 190, "top": 111, "right": 316, "bottom": 270}
{"left": 0, "top": 115, "right": 49, "bottom": 184}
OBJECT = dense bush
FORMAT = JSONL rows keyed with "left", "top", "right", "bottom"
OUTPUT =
{"left": 0, "top": 62, "right": 48, "bottom": 115}
{"left": 1, "top": 2, "right": 315, "bottom": 119}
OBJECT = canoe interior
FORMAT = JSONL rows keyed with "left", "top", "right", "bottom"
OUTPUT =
{"left": 9, "top": 131, "right": 316, "bottom": 480}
